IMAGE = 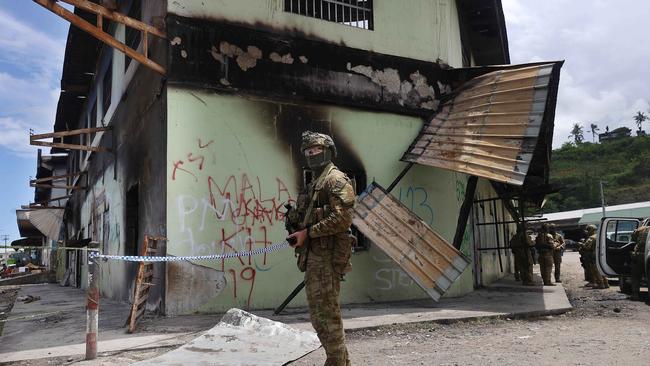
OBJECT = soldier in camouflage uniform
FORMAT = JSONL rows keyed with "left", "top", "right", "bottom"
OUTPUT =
{"left": 577, "top": 237, "right": 593, "bottom": 284}
{"left": 510, "top": 225, "right": 534, "bottom": 286}
{"left": 549, "top": 224, "right": 565, "bottom": 283}
{"left": 582, "top": 224, "right": 608, "bottom": 289}
{"left": 535, "top": 224, "right": 557, "bottom": 286}
{"left": 287, "top": 131, "right": 356, "bottom": 366}
{"left": 630, "top": 222, "right": 649, "bottom": 301}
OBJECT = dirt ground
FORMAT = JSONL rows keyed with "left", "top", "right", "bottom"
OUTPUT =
{"left": 293, "top": 251, "right": 650, "bottom": 366}
{"left": 3, "top": 252, "right": 649, "bottom": 365}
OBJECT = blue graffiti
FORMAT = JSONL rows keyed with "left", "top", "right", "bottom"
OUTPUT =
{"left": 398, "top": 186, "right": 434, "bottom": 226}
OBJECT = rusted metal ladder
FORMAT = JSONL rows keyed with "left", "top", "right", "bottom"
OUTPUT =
{"left": 126, "top": 235, "right": 164, "bottom": 333}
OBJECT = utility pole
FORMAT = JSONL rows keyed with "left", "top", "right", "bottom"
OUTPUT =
{"left": 600, "top": 180, "right": 607, "bottom": 218}
{"left": 0, "top": 233, "right": 9, "bottom": 255}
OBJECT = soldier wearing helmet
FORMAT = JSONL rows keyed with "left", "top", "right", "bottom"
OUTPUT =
{"left": 549, "top": 224, "right": 566, "bottom": 283}
{"left": 629, "top": 221, "right": 649, "bottom": 301}
{"left": 286, "top": 130, "right": 355, "bottom": 366}
{"left": 535, "top": 223, "right": 557, "bottom": 286}
{"left": 582, "top": 224, "right": 609, "bottom": 289}
{"left": 510, "top": 223, "right": 535, "bottom": 286}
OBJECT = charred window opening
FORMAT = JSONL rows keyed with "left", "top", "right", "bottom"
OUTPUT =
{"left": 284, "top": 0, "right": 374, "bottom": 30}
{"left": 125, "top": 0, "right": 142, "bottom": 71}
{"left": 125, "top": 184, "right": 139, "bottom": 256}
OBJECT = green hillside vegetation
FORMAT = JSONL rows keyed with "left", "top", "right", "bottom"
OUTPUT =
{"left": 543, "top": 135, "right": 650, "bottom": 213}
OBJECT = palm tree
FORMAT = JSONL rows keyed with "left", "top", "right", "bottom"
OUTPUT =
{"left": 589, "top": 123, "right": 600, "bottom": 142}
{"left": 568, "top": 123, "right": 584, "bottom": 144}
{"left": 634, "top": 111, "right": 647, "bottom": 131}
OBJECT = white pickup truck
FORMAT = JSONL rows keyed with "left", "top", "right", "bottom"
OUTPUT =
{"left": 596, "top": 217, "right": 650, "bottom": 293}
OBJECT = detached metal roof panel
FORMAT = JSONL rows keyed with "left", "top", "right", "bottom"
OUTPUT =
{"left": 353, "top": 183, "right": 470, "bottom": 301}
{"left": 402, "top": 62, "right": 562, "bottom": 186}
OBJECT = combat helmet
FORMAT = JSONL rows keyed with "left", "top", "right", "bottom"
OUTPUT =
{"left": 300, "top": 131, "right": 337, "bottom": 157}
{"left": 300, "top": 131, "right": 337, "bottom": 169}
{"left": 586, "top": 224, "right": 597, "bottom": 235}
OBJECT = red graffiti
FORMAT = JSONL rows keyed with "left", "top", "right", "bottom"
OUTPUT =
{"left": 198, "top": 138, "right": 214, "bottom": 148}
{"left": 228, "top": 266, "right": 257, "bottom": 310}
{"left": 206, "top": 174, "right": 293, "bottom": 227}
{"left": 171, "top": 160, "right": 198, "bottom": 181}
{"left": 187, "top": 153, "right": 205, "bottom": 170}
{"left": 172, "top": 139, "right": 298, "bottom": 310}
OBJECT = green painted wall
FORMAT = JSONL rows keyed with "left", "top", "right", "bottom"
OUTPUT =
{"left": 168, "top": 0, "right": 463, "bottom": 66}
{"left": 165, "top": 88, "right": 506, "bottom": 313}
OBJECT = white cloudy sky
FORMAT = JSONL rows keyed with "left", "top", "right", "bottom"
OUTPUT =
{"left": 0, "top": 1, "right": 648, "bottom": 239}
{"left": 502, "top": 0, "right": 650, "bottom": 145}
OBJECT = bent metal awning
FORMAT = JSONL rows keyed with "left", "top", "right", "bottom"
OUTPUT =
{"left": 15, "top": 208, "right": 64, "bottom": 242}
{"left": 353, "top": 183, "right": 470, "bottom": 301}
{"left": 402, "top": 62, "right": 563, "bottom": 186}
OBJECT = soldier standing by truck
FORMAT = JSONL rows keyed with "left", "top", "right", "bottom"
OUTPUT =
{"left": 629, "top": 220, "right": 649, "bottom": 302}
{"left": 583, "top": 224, "right": 609, "bottom": 289}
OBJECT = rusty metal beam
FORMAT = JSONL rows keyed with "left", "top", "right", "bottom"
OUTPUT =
{"left": 33, "top": 0, "right": 166, "bottom": 75}
{"left": 30, "top": 127, "right": 112, "bottom": 152}
{"left": 30, "top": 141, "right": 111, "bottom": 153}
{"left": 31, "top": 172, "right": 86, "bottom": 184}
{"left": 30, "top": 195, "right": 73, "bottom": 206}
{"left": 30, "top": 127, "right": 110, "bottom": 140}
{"left": 31, "top": 183, "right": 85, "bottom": 190}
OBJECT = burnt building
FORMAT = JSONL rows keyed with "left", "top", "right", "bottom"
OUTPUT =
{"left": 28, "top": 0, "right": 561, "bottom": 315}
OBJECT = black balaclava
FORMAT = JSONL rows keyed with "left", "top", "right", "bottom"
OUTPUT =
{"left": 306, "top": 148, "right": 332, "bottom": 171}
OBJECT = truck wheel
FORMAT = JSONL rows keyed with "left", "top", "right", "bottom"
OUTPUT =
{"left": 619, "top": 277, "right": 632, "bottom": 294}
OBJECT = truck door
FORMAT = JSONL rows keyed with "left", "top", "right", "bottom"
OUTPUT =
{"left": 596, "top": 218, "right": 640, "bottom": 277}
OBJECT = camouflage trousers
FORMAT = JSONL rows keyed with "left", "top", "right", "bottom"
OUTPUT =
{"left": 553, "top": 250, "right": 562, "bottom": 282}
{"left": 585, "top": 254, "right": 607, "bottom": 288}
{"left": 512, "top": 247, "right": 533, "bottom": 284}
{"left": 538, "top": 251, "right": 554, "bottom": 285}
{"left": 305, "top": 239, "right": 350, "bottom": 366}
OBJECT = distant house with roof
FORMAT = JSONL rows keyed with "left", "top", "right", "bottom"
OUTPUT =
{"left": 599, "top": 126, "right": 632, "bottom": 142}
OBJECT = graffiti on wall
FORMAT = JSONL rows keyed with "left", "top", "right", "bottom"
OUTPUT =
{"left": 396, "top": 186, "right": 434, "bottom": 226}
{"left": 171, "top": 138, "right": 294, "bottom": 309}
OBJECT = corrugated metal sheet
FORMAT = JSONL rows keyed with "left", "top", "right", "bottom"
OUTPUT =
{"left": 28, "top": 209, "right": 64, "bottom": 240}
{"left": 402, "top": 62, "right": 562, "bottom": 185}
{"left": 353, "top": 183, "right": 470, "bottom": 301}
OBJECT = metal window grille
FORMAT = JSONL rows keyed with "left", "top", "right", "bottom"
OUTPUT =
{"left": 284, "top": 0, "right": 374, "bottom": 30}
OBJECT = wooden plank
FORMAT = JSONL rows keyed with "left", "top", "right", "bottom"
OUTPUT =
{"left": 31, "top": 173, "right": 86, "bottom": 184}
{"left": 30, "top": 127, "right": 111, "bottom": 140}
{"left": 61, "top": 0, "right": 166, "bottom": 38}
{"left": 30, "top": 183, "right": 85, "bottom": 190}
{"left": 352, "top": 183, "right": 470, "bottom": 301}
{"left": 30, "top": 141, "right": 111, "bottom": 153}
{"left": 126, "top": 235, "right": 164, "bottom": 333}
{"left": 33, "top": 0, "right": 165, "bottom": 75}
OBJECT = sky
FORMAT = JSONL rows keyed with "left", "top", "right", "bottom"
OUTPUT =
{"left": 0, "top": 1, "right": 649, "bottom": 241}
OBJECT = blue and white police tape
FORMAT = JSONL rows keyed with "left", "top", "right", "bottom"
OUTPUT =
{"left": 89, "top": 240, "right": 290, "bottom": 262}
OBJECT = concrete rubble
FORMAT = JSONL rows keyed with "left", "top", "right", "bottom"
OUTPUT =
{"left": 132, "top": 308, "right": 321, "bottom": 366}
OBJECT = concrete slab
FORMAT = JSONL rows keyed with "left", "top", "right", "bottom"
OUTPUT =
{"left": 0, "top": 284, "right": 201, "bottom": 363}
{"left": 132, "top": 309, "right": 320, "bottom": 366}
{"left": 0, "top": 333, "right": 192, "bottom": 363}
{"left": 0, "top": 284, "right": 133, "bottom": 352}
{"left": 262, "top": 273, "right": 573, "bottom": 332}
